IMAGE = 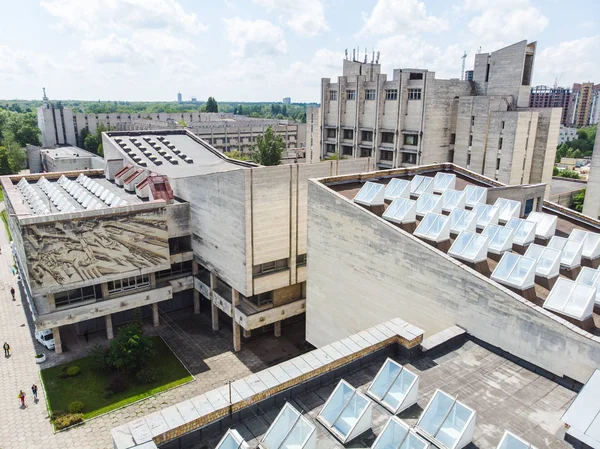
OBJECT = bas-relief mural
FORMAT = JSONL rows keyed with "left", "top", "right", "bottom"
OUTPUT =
{"left": 22, "top": 211, "right": 169, "bottom": 289}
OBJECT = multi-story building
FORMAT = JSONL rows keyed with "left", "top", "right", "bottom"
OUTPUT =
{"left": 529, "top": 85, "right": 571, "bottom": 125}
{"left": 558, "top": 126, "right": 578, "bottom": 145}
{"left": 177, "top": 92, "right": 182, "bottom": 103}
{"left": 567, "top": 82, "right": 600, "bottom": 127}
{"left": 282, "top": 97, "right": 291, "bottom": 104}
{"left": 312, "top": 40, "right": 561, "bottom": 195}
{"left": 26, "top": 145, "right": 105, "bottom": 173}
{"left": 305, "top": 106, "right": 321, "bottom": 164}
{"left": 464, "top": 69, "right": 474, "bottom": 81}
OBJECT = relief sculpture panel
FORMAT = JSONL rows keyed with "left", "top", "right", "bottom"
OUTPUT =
{"left": 22, "top": 209, "right": 169, "bottom": 291}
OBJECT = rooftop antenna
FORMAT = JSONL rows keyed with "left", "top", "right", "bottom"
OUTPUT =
{"left": 477, "top": 46, "right": 482, "bottom": 54}
{"left": 345, "top": 48, "right": 348, "bottom": 60}
{"left": 460, "top": 51, "right": 467, "bottom": 81}
{"left": 352, "top": 48, "right": 355, "bottom": 61}
{"left": 371, "top": 49, "right": 375, "bottom": 64}
{"left": 364, "top": 48, "right": 367, "bottom": 63}
{"left": 376, "top": 51, "right": 380, "bottom": 64}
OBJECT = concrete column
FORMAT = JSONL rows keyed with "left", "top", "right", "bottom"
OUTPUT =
{"left": 150, "top": 272, "right": 157, "bottom": 288}
{"left": 210, "top": 272, "right": 219, "bottom": 331}
{"left": 274, "top": 321, "right": 282, "bottom": 338}
{"left": 47, "top": 293, "right": 56, "bottom": 312}
{"left": 101, "top": 282, "right": 109, "bottom": 300}
{"left": 52, "top": 327, "right": 62, "bottom": 354}
{"left": 193, "top": 261, "right": 200, "bottom": 314}
{"left": 232, "top": 289, "right": 241, "bottom": 352}
{"left": 152, "top": 303, "right": 159, "bottom": 327}
{"left": 105, "top": 314, "right": 114, "bottom": 340}
{"left": 243, "top": 329, "right": 251, "bottom": 338}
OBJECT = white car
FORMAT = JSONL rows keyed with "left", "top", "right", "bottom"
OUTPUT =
{"left": 35, "top": 329, "right": 55, "bottom": 350}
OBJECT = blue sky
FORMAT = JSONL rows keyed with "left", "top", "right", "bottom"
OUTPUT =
{"left": 1, "top": 0, "right": 599, "bottom": 102}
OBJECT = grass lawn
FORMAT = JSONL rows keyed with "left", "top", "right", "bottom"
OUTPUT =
{"left": 1, "top": 210, "right": 11, "bottom": 241}
{"left": 41, "top": 336, "right": 193, "bottom": 419}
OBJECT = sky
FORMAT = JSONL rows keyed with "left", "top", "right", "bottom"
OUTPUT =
{"left": 0, "top": 0, "right": 599, "bottom": 103}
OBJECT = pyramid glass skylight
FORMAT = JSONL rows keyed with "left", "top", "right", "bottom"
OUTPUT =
{"left": 383, "top": 198, "right": 417, "bottom": 225}
{"left": 448, "top": 231, "right": 489, "bottom": 263}
{"left": 449, "top": 209, "right": 477, "bottom": 234}
{"left": 410, "top": 176, "right": 434, "bottom": 197}
{"left": 463, "top": 185, "right": 487, "bottom": 208}
{"left": 497, "top": 431, "right": 537, "bottom": 449}
{"left": 354, "top": 182, "right": 385, "bottom": 206}
{"left": 494, "top": 198, "right": 521, "bottom": 223}
{"left": 416, "top": 390, "right": 476, "bottom": 449}
{"left": 482, "top": 224, "right": 514, "bottom": 255}
{"left": 385, "top": 179, "right": 411, "bottom": 201}
{"left": 491, "top": 252, "right": 536, "bottom": 290}
{"left": 260, "top": 403, "right": 316, "bottom": 449}
{"left": 576, "top": 267, "right": 600, "bottom": 306}
{"left": 416, "top": 193, "right": 442, "bottom": 217}
{"left": 568, "top": 229, "right": 600, "bottom": 260}
{"left": 216, "top": 429, "right": 249, "bottom": 449}
{"left": 524, "top": 244, "right": 561, "bottom": 279}
{"left": 472, "top": 203, "right": 500, "bottom": 230}
{"left": 525, "top": 212, "right": 557, "bottom": 239}
{"left": 505, "top": 218, "right": 536, "bottom": 246}
{"left": 366, "top": 358, "right": 419, "bottom": 414}
{"left": 543, "top": 278, "right": 596, "bottom": 321}
{"left": 433, "top": 172, "right": 456, "bottom": 193}
{"left": 441, "top": 189, "right": 466, "bottom": 213}
{"left": 548, "top": 236, "right": 583, "bottom": 268}
{"left": 372, "top": 417, "right": 429, "bottom": 449}
{"left": 414, "top": 213, "right": 451, "bottom": 243}
{"left": 317, "top": 380, "right": 372, "bottom": 444}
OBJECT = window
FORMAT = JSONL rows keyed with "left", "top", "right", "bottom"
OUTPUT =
{"left": 450, "top": 133, "right": 456, "bottom": 144}
{"left": 385, "top": 89, "right": 398, "bottom": 101}
{"left": 471, "top": 116, "right": 475, "bottom": 126}
{"left": 253, "top": 258, "right": 289, "bottom": 276}
{"left": 402, "top": 153, "right": 417, "bottom": 164}
{"left": 342, "top": 145, "right": 353, "bottom": 156}
{"left": 362, "top": 130, "right": 373, "bottom": 141}
{"left": 408, "top": 88, "right": 422, "bottom": 100}
{"left": 381, "top": 132, "right": 394, "bottom": 144}
{"left": 469, "top": 134, "right": 473, "bottom": 146}
{"left": 365, "top": 89, "right": 376, "bottom": 100}
{"left": 54, "top": 285, "right": 101, "bottom": 308}
{"left": 485, "top": 63, "right": 490, "bottom": 82}
{"left": 346, "top": 90, "right": 356, "bottom": 100}
{"left": 108, "top": 274, "right": 150, "bottom": 294}
{"left": 248, "top": 291, "right": 273, "bottom": 307}
{"left": 498, "top": 137, "right": 503, "bottom": 149}
{"left": 467, "top": 153, "right": 471, "bottom": 166}
{"left": 497, "top": 158, "right": 501, "bottom": 170}
{"left": 329, "top": 91, "right": 337, "bottom": 101}
{"left": 360, "top": 148, "right": 371, "bottom": 158}
{"left": 296, "top": 254, "right": 307, "bottom": 266}
{"left": 156, "top": 261, "right": 193, "bottom": 280}
{"left": 380, "top": 150, "right": 393, "bottom": 161}
{"left": 343, "top": 129, "right": 354, "bottom": 140}
{"left": 409, "top": 72, "right": 424, "bottom": 80}
{"left": 326, "top": 128, "right": 336, "bottom": 139}
{"left": 326, "top": 143, "right": 336, "bottom": 153}
{"left": 404, "top": 134, "right": 418, "bottom": 146}
{"left": 501, "top": 121, "right": 505, "bottom": 129}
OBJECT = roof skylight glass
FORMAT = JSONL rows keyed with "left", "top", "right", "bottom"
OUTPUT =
{"left": 472, "top": 203, "right": 500, "bottom": 229}
{"left": 216, "top": 429, "right": 249, "bottom": 449}
{"left": 524, "top": 244, "right": 561, "bottom": 279}
{"left": 414, "top": 213, "right": 451, "bottom": 243}
{"left": 416, "top": 390, "right": 476, "bottom": 449}
{"left": 385, "top": 179, "right": 411, "bottom": 201}
{"left": 354, "top": 182, "right": 385, "bottom": 206}
{"left": 383, "top": 198, "right": 417, "bottom": 225}
{"left": 497, "top": 431, "right": 538, "bottom": 449}
{"left": 481, "top": 224, "right": 514, "bottom": 255}
{"left": 433, "top": 172, "right": 456, "bottom": 193}
{"left": 491, "top": 252, "right": 536, "bottom": 290}
{"left": 463, "top": 185, "right": 487, "bottom": 208}
{"left": 548, "top": 236, "right": 583, "bottom": 268}
{"left": 416, "top": 193, "right": 442, "bottom": 217}
{"left": 449, "top": 209, "right": 477, "bottom": 234}
{"left": 441, "top": 189, "right": 466, "bottom": 213}
{"left": 494, "top": 198, "right": 521, "bottom": 223}
{"left": 411, "top": 176, "right": 434, "bottom": 197}
{"left": 448, "top": 231, "right": 489, "bottom": 263}
{"left": 317, "top": 380, "right": 372, "bottom": 443}
{"left": 372, "top": 417, "right": 429, "bottom": 449}
{"left": 568, "top": 229, "right": 600, "bottom": 259}
{"left": 543, "top": 278, "right": 596, "bottom": 321}
{"left": 505, "top": 218, "right": 536, "bottom": 246}
{"left": 525, "top": 212, "right": 557, "bottom": 239}
{"left": 260, "top": 403, "right": 316, "bottom": 449}
{"left": 366, "top": 358, "right": 419, "bottom": 414}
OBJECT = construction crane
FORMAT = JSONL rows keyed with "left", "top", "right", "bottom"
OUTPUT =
{"left": 460, "top": 51, "right": 467, "bottom": 80}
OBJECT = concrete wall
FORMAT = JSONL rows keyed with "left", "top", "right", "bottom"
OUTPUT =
{"left": 306, "top": 180, "right": 600, "bottom": 383}
{"left": 583, "top": 129, "right": 600, "bottom": 218}
{"left": 530, "top": 108, "right": 561, "bottom": 196}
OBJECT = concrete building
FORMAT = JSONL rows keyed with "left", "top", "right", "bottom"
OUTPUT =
{"left": 177, "top": 92, "right": 182, "bottom": 103}
{"left": 558, "top": 125, "right": 578, "bottom": 144}
{"left": 282, "top": 97, "right": 291, "bottom": 104}
{"left": 305, "top": 163, "right": 600, "bottom": 386}
{"left": 567, "top": 82, "right": 600, "bottom": 127}
{"left": 582, "top": 129, "right": 600, "bottom": 218}
{"left": 26, "top": 145, "right": 104, "bottom": 173}
{"left": 312, "top": 41, "right": 561, "bottom": 195}
{"left": 529, "top": 85, "right": 571, "bottom": 125}
{"left": 305, "top": 106, "right": 321, "bottom": 164}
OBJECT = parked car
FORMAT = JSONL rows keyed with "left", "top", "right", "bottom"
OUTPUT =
{"left": 35, "top": 329, "right": 55, "bottom": 350}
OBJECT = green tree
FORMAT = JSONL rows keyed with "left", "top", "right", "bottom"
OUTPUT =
{"left": 84, "top": 134, "right": 101, "bottom": 154}
{"left": 0, "top": 147, "right": 12, "bottom": 175}
{"left": 572, "top": 188, "right": 585, "bottom": 213}
{"left": 106, "top": 323, "right": 154, "bottom": 372}
{"left": 577, "top": 130, "right": 588, "bottom": 140}
{"left": 251, "top": 126, "right": 285, "bottom": 166}
{"left": 7, "top": 147, "right": 26, "bottom": 173}
{"left": 224, "top": 150, "right": 252, "bottom": 161}
{"left": 553, "top": 166, "right": 559, "bottom": 176}
{"left": 205, "top": 97, "right": 218, "bottom": 113}
{"left": 79, "top": 127, "right": 90, "bottom": 148}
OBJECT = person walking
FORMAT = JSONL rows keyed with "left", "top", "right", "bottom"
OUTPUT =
{"left": 18, "top": 390, "right": 25, "bottom": 407}
{"left": 31, "top": 384, "right": 38, "bottom": 402}
{"left": 10, "top": 286, "right": 15, "bottom": 301}
{"left": 3, "top": 342, "right": 9, "bottom": 356}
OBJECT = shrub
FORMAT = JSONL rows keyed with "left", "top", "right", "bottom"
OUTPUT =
{"left": 106, "top": 323, "right": 153, "bottom": 372}
{"left": 54, "top": 413, "right": 83, "bottom": 430}
{"left": 50, "top": 410, "right": 65, "bottom": 420}
{"left": 106, "top": 372, "right": 128, "bottom": 394}
{"left": 66, "top": 366, "right": 81, "bottom": 377}
{"left": 88, "top": 344, "right": 111, "bottom": 373}
{"left": 136, "top": 367, "right": 158, "bottom": 384}
{"left": 68, "top": 401, "right": 84, "bottom": 414}
{"left": 58, "top": 366, "right": 69, "bottom": 379}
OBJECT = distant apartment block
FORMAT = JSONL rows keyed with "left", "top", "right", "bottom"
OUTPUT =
{"left": 529, "top": 85, "right": 571, "bottom": 125}
{"left": 464, "top": 70, "right": 474, "bottom": 81}
{"left": 282, "top": 97, "right": 291, "bottom": 104}
{"left": 567, "top": 82, "right": 600, "bottom": 127}
{"left": 310, "top": 40, "right": 561, "bottom": 194}
{"left": 558, "top": 126, "right": 578, "bottom": 145}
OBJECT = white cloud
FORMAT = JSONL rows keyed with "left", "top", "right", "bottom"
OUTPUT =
{"left": 81, "top": 34, "right": 155, "bottom": 64}
{"left": 287, "top": 49, "right": 341, "bottom": 85}
{"left": 252, "top": 0, "right": 328, "bottom": 37}
{"left": 358, "top": 0, "right": 448, "bottom": 36}
{"left": 223, "top": 18, "right": 287, "bottom": 58}
{"left": 41, "top": 0, "right": 207, "bottom": 35}
{"left": 534, "top": 36, "right": 600, "bottom": 86}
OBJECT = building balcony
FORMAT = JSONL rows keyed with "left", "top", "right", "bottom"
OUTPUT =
{"left": 237, "top": 299, "right": 306, "bottom": 331}
{"left": 194, "top": 276, "right": 210, "bottom": 299}
{"left": 253, "top": 269, "right": 291, "bottom": 295}
{"left": 170, "top": 250, "right": 194, "bottom": 265}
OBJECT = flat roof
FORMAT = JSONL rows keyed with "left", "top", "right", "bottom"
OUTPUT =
{"left": 106, "top": 130, "right": 255, "bottom": 178}
{"left": 40, "top": 146, "right": 100, "bottom": 159}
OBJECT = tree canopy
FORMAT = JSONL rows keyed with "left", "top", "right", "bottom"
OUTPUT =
{"left": 555, "top": 125, "right": 597, "bottom": 162}
{"left": 205, "top": 97, "right": 218, "bottom": 113}
{"left": 252, "top": 126, "right": 285, "bottom": 166}
{"left": 0, "top": 109, "right": 39, "bottom": 174}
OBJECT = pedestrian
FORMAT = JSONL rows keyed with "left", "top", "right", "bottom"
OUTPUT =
{"left": 31, "top": 384, "right": 38, "bottom": 402}
{"left": 18, "top": 390, "right": 25, "bottom": 407}
{"left": 84, "top": 329, "right": 89, "bottom": 343}
{"left": 3, "top": 342, "right": 9, "bottom": 356}
{"left": 10, "top": 286, "right": 15, "bottom": 301}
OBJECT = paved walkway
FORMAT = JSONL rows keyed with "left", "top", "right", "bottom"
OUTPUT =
{"left": 0, "top": 209, "right": 308, "bottom": 449}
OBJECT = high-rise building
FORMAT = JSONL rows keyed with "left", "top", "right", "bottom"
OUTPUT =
{"left": 312, "top": 40, "right": 561, "bottom": 194}
{"left": 566, "top": 82, "right": 600, "bottom": 127}
{"left": 177, "top": 92, "right": 182, "bottom": 103}
{"left": 529, "top": 85, "right": 571, "bottom": 125}
{"left": 282, "top": 97, "right": 291, "bottom": 104}
{"left": 464, "top": 70, "right": 474, "bottom": 81}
